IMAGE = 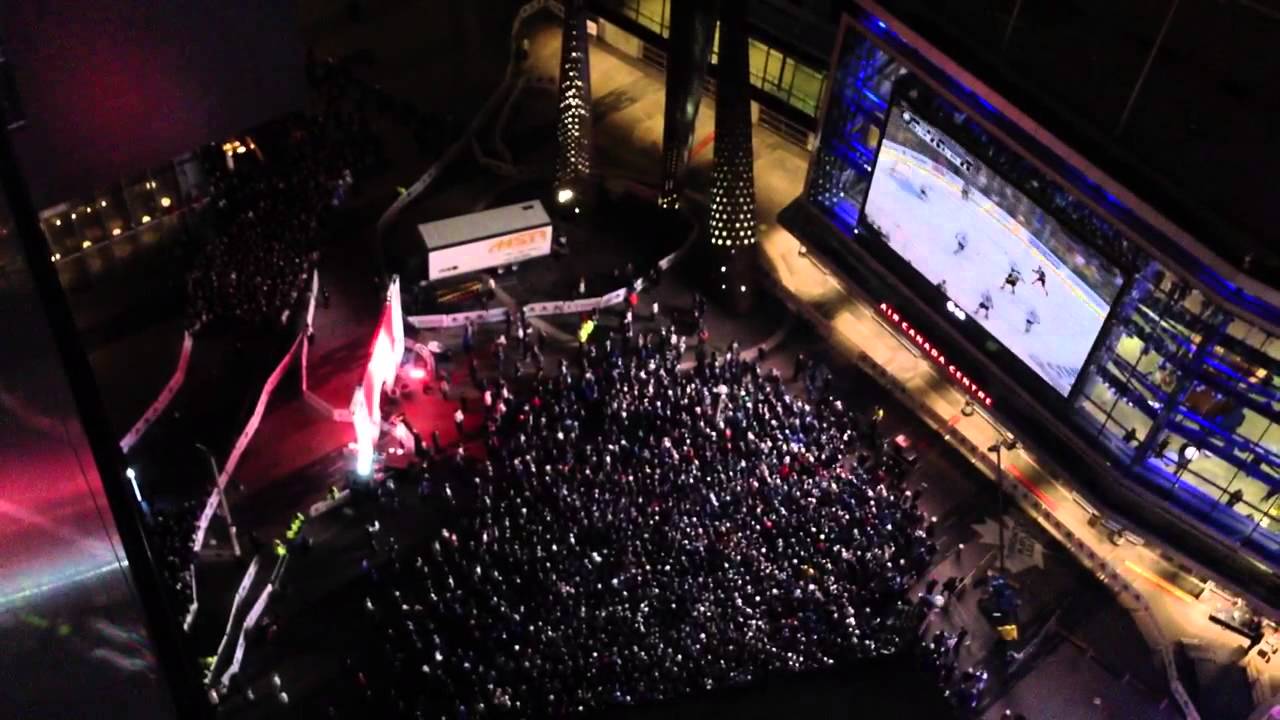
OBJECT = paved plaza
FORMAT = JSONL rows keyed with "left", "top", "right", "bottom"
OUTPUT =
{"left": 51, "top": 4, "right": 1273, "bottom": 719}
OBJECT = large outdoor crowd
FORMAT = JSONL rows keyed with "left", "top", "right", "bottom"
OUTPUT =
{"left": 147, "top": 499, "right": 204, "bottom": 620}
{"left": 182, "top": 78, "right": 379, "bottom": 336}
{"left": 311, "top": 322, "right": 1002, "bottom": 718}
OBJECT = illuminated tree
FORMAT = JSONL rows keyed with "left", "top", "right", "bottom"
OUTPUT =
{"left": 554, "top": 0, "right": 593, "bottom": 191}
{"left": 707, "top": 0, "right": 757, "bottom": 311}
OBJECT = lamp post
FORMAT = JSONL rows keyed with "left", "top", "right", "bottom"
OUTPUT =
{"left": 987, "top": 437, "right": 1020, "bottom": 573}
{"left": 195, "top": 443, "right": 241, "bottom": 558}
{"left": 1175, "top": 442, "right": 1198, "bottom": 479}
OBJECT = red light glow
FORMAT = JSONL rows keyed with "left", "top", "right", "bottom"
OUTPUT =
{"left": 879, "top": 302, "right": 993, "bottom": 407}
{"left": 350, "top": 278, "right": 407, "bottom": 473}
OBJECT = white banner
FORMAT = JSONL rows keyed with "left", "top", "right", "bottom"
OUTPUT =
{"left": 217, "top": 583, "right": 273, "bottom": 690}
{"left": 300, "top": 335, "right": 310, "bottom": 393}
{"left": 182, "top": 566, "right": 199, "bottom": 632}
{"left": 407, "top": 306, "right": 509, "bottom": 329}
{"left": 599, "top": 287, "right": 629, "bottom": 307}
{"left": 405, "top": 150, "right": 698, "bottom": 334}
{"left": 120, "top": 332, "right": 194, "bottom": 453}
{"left": 210, "top": 557, "right": 261, "bottom": 678}
{"left": 305, "top": 270, "right": 320, "bottom": 330}
{"left": 194, "top": 332, "right": 304, "bottom": 552}
{"left": 526, "top": 296, "right": 606, "bottom": 317}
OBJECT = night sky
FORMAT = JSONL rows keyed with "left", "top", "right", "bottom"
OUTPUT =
{"left": 1, "top": 0, "right": 305, "bottom": 207}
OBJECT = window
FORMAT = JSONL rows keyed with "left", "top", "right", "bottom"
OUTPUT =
{"left": 780, "top": 55, "right": 797, "bottom": 95}
{"left": 791, "top": 64, "right": 826, "bottom": 116}
{"left": 633, "top": 0, "right": 670, "bottom": 36}
{"left": 748, "top": 39, "right": 767, "bottom": 86}
{"left": 705, "top": 25, "right": 826, "bottom": 117}
{"left": 763, "top": 47, "right": 785, "bottom": 91}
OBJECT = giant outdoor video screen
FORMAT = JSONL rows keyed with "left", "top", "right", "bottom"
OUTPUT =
{"left": 861, "top": 101, "right": 1125, "bottom": 396}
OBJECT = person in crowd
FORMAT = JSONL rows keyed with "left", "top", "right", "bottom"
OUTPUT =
{"left": 183, "top": 73, "right": 382, "bottom": 337}
{"left": 332, "top": 320, "right": 985, "bottom": 719}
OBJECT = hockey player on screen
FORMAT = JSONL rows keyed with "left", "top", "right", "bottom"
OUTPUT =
{"left": 976, "top": 290, "right": 994, "bottom": 320}
{"left": 1024, "top": 308, "right": 1040, "bottom": 333}
{"left": 960, "top": 183, "right": 971, "bottom": 202}
{"left": 917, "top": 184, "right": 930, "bottom": 202}
{"left": 953, "top": 231, "right": 968, "bottom": 255}
{"left": 999, "top": 268, "right": 1022, "bottom": 294}
{"left": 1032, "top": 266, "right": 1048, "bottom": 295}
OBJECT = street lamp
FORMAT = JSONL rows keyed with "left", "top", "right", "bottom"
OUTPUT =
{"left": 194, "top": 443, "right": 241, "bottom": 557}
{"left": 126, "top": 467, "right": 151, "bottom": 520}
{"left": 987, "top": 436, "right": 1020, "bottom": 573}
{"left": 1175, "top": 442, "right": 1199, "bottom": 478}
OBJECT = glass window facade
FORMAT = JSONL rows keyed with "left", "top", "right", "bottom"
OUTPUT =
{"left": 37, "top": 153, "right": 206, "bottom": 264}
{"left": 714, "top": 29, "right": 827, "bottom": 118}
{"left": 805, "top": 27, "right": 1280, "bottom": 567}
{"left": 608, "top": 0, "right": 827, "bottom": 118}
{"left": 622, "top": 0, "right": 673, "bottom": 37}
{"left": 1, "top": 192, "right": 179, "bottom": 720}
{"left": 807, "top": 43, "right": 901, "bottom": 228}
{"left": 1073, "top": 262, "right": 1280, "bottom": 556}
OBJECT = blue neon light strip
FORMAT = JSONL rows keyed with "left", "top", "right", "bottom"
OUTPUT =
{"left": 1136, "top": 457, "right": 1280, "bottom": 557}
{"left": 850, "top": 9, "right": 1280, "bottom": 328}
{"left": 1094, "top": 363, "right": 1280, "bottom": 480}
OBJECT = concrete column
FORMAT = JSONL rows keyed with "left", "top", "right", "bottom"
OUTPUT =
{"left": 658, "top": 0, "right": 717, "bottom": 209}
{"left": 554, "top": 0, "right": 593, "bottom": 192}
{"left": 706, "top": 0, "right": 757, "bottom": 314}
{"left": 1132, "top": 300, "right": 1231, "bottom": 465}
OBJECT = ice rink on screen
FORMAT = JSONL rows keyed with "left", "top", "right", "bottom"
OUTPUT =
{"left": 864, "top": 142, "right": 1111, "bottom": 396}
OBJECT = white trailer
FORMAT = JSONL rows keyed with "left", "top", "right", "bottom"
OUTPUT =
{"left": 418, "top": 200, "right": 553, "bottom": 282}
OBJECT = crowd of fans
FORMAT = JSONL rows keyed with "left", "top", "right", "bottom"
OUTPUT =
{"left": 318, "top": 324, "right": 978, "bottom": 718}
{"left": 183, "top": 71, "right": 381, "bottom": 336}
{"left": 147, "top": 499, "right": 204, "bottom": 619}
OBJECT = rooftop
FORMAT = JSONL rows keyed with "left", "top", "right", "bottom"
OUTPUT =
{"left": 416, "top": 199, "right": 551, "bottom": 250}
{"left": 850, "top": 0, "right": 1280, "bottom": 286}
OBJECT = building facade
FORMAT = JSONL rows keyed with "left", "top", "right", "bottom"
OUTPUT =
{"left": 786, "top": 4, "right": 1280, "bottom": 601}
{"left": 591, "top": 0, "right": 836, "bottom": 146}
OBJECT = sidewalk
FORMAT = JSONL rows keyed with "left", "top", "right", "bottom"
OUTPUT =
{"left": 522, "top": 20, "right": 1272, "bottom": 718}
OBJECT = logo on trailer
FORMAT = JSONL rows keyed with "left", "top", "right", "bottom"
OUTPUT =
{"left": 879, "top": 302, "right": 993, "bottom": 407}
{"left": 488, "top": 230, "right": 545, "bottom": 253}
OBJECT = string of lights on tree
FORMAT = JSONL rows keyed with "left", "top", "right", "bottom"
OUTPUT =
{"left": 554, "top": 0, "right": 592, "bottom": 189}
{"left": 708, "top": 2, "right": 757, "bottom": 249}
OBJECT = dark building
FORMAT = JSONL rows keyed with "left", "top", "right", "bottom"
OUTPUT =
{"left": 1, "top": 2, "right": 304, "bottom": 716}
{"left": 786, "top": 2, "right": 1280, "bottom": 606}
{"left": 0, "top": 139, "right": 190, "bottom": 720}
{"left": 0, "top": 0, "right": 305, "bottom": 257}
{"left": 590, "top": 0, "right": 1280, "bottom": 606}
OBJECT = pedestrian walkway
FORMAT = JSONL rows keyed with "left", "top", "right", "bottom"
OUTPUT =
{"left": 520, "top": 20, "right": 1277, "bottom": 718}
